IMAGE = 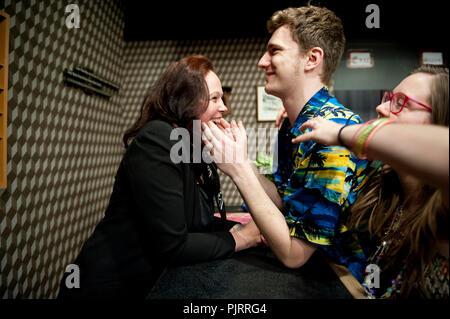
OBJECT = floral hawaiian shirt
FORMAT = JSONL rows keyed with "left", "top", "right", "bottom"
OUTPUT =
{"left": 273, "top": 87, "right": 382, "bottom": 281}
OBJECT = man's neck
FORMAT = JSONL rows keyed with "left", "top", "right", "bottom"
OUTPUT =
{"left": 283, "top": 79, "right": 324, "bottom": 126}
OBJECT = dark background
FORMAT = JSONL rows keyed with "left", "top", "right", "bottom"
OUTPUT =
{"left": 123, "top": 0, "right": 447, "bottom": 52}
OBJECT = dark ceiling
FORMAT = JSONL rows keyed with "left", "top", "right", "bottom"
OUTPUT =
{"left": 123, "top": 0, "right": 447, "bottom": 52}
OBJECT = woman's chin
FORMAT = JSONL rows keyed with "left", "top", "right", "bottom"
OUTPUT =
{"left": 198, "top": 118, "right": 222, "bottom": 125}
{"left": 205, "top": 119, "right": 222, "bottom": 124}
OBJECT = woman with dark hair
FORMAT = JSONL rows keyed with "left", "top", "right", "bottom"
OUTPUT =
{"left": 57, "top": 55, "right": 261, "bottom": 299}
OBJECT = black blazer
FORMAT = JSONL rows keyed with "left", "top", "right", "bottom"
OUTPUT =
{"left": 58, "top": 120, "right": 236, "bottom": 299}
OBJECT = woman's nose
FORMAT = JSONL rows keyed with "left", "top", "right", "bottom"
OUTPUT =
{"left": 375, "top": 101, "right": 391, "bottom": 118}
{"left": 219, "top": 99, "right": 228, "bottom": 113}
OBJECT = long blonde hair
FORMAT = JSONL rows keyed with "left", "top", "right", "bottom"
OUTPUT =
{"left": 348, "top": 65, "right": 449, "bottom": 297}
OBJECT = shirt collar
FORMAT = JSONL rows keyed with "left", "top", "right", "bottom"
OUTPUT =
{"left": 290, "top": 86, "right": 331, "bottom": 137}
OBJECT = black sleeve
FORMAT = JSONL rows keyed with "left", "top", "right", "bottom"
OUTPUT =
{"left": 124, "top": 121, "right": 235, "bottom": 265}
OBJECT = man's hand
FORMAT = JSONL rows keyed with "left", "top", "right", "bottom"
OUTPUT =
{"left": 201, "top": 119, "right": 249, "bottom": 179}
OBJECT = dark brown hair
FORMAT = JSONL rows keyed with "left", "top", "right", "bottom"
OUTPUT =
{"left": 267, "top": 5, "right": 345, "bottom": 86}
{"left": 122, "top": 55, "right": 214, "bottom": 148}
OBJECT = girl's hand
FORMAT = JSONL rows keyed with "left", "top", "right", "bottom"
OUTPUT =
{"left": 291, "top": 117, "right": 343, "bottom": 146}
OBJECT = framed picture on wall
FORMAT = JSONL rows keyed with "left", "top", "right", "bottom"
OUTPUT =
{"left": 256, "top": 86, "right": 283, "bottom": 122}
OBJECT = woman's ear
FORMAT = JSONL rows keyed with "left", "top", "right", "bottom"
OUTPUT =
{"left": 304, "top": 47, "right": 324, "bottom": 71}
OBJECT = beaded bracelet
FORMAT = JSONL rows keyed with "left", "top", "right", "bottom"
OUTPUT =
{"left": 362, "top": 119, "right": 395, "bottom": 157}
{"left": 353, "top": 118, "right": 392, "bottom": 159}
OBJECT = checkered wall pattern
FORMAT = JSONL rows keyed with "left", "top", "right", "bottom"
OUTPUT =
{"left": 0, "top": 0, "right": 125, "bottom": 298}
{"left": 1, "top": 0, "right": 279, "bottom": 299}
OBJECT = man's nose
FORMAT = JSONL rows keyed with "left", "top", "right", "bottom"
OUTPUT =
{"left": 258, "top": 52, "right": 270, "bottom": 69}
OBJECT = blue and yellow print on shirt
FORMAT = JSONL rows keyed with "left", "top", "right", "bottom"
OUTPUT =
{"left": 273, "top": 87, "right": 382, "bottom": 281}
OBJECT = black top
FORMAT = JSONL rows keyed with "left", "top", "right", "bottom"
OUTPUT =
{"left": 57, "top": 120, "right": 236, "bottom": 299}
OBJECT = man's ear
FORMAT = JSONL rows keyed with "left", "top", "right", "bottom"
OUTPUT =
{"left": 304, "top": 47, "right": 324, "bottom": 71}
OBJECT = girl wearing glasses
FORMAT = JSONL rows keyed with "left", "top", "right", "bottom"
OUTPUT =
{"left": 292, "top": 64, "right": 448, "bottom": 298}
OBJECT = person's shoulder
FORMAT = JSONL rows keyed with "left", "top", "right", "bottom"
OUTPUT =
{"left": 139, "top": 120, "right": 173, "bottom": 137}
{"left": 129, "top": 120, "right": 177, "bottom": 151}
{"left": 321, "top": 98, "right": 363, "bottom": 124}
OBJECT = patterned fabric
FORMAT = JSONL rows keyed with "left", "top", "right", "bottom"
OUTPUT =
{"left": 273, "top": 87, "right": 382, "bottom": 281}
{"left": 424, "top": 254, "right": 449, "bottom": 299}
{"left": 372, "top": 254, "right": 449, "bottom": 299}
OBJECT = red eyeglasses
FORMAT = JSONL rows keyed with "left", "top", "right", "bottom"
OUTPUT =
{"left": 382, "top": 91, "right": 432, "bottom": 115}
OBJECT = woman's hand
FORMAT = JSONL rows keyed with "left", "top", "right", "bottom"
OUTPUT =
{"left": 275, "top": 106, "right": 287, "bottom": 130}
{"left": 230, "top": 219, "right": 265, "bottom": 251}
{"left": 291, "top": 117, "right": 344, "bottom": 146}
{"left": 201, "top": 119, "right": 249, "bottom": 179}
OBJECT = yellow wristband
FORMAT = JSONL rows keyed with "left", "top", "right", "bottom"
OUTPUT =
{"left": 354, "top": 118, "right": 390, "bottom": 158}
{"left": 363, "top": 119, "right": 395, "bottom": 157}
